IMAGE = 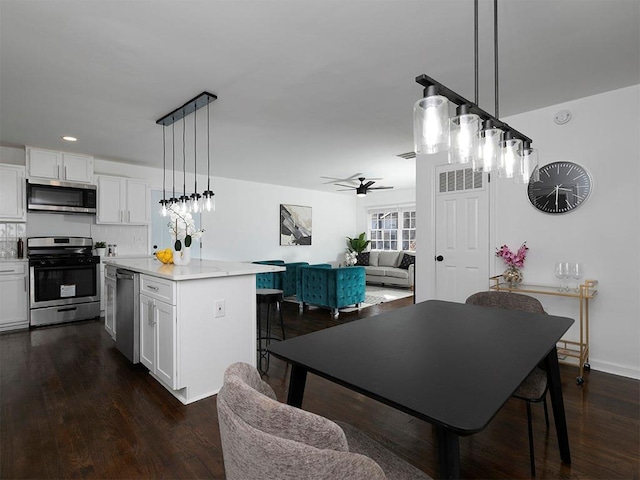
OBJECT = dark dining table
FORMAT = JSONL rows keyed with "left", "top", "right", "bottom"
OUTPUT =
{"left": 269, "top": 299, "right": 574, "bottom": 479}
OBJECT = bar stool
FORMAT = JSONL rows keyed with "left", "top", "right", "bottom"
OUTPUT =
{"left": 256, "top": 288, "right": 285, "bottom": 375}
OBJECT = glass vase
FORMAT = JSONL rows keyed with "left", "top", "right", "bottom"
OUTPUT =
{"left": 503, "top": 266, "right": 523, "bottom": 288}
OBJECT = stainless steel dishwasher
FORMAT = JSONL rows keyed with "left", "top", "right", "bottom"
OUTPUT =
{"left": 115, "top": 269, "right": 140, "bottom": 363}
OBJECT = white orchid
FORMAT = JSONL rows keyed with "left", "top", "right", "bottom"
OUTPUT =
{"left": 167, "top": 204, "right": 205, "bottom": 250}
{"left": 345, "top": 250, "right": 358, "bottom": 266}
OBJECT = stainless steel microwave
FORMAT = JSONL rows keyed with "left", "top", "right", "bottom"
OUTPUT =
{"left": 27, "top": 179, "right": 97, "bottom": 214}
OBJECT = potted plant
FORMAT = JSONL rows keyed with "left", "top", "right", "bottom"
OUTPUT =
{"left": 346, "top": 232, "right": 370, "bottom": 254}
{"left": 94, "top": 241, "right": 107, "bottom": 257}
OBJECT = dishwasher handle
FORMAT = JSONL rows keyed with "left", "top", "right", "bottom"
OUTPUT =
{"left": 116, "top": 270, "right": 135, "bottom": 280}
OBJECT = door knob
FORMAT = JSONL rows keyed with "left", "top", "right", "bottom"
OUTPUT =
{"left": 435, "top": 255, "right": 444, "bottom": 262}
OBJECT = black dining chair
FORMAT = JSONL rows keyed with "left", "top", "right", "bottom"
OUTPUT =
{"left": 465, "top": 291, "right": 549, "bottom": 477}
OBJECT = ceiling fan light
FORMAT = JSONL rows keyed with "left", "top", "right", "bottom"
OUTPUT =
{"left": 449, "top": 104, "right": 480, "bottom": 165}
{"left": 356, "top": 186, "right": 367, "bottom": 197}
{"left": 414, "top": 85, "right": 450, "bottom": 155}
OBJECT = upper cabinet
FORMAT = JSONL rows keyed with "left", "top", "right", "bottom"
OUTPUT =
{"left": 0, "top": 164, "right": 26, "bottom": 222}
{"left": 27, "top": 147, "right": 94, "bottom": 184}
{"left": 96, "top": 175, "right": 150, "bottom": 225}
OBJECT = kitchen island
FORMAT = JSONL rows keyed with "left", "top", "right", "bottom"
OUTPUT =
{"left": 103, "top": 257, "right": 284, "bottom": 404}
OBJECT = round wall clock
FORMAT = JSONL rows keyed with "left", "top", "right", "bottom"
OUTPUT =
{"left": 527, "top": 161, "right": 592, "bottom": 214}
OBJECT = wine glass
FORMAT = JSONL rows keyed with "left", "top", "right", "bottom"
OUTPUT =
{"left": 571, "top": 263, "right": 583, "bottom": 292}
{"left": 554, "top": 262, "right": 569, "bottom": 292}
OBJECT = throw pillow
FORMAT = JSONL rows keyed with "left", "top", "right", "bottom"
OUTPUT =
{"left": 398, "top": 253, "right": 415, "bottom": 270}
{"left": 356, "top": 252, "right": 370, "bottom": 266}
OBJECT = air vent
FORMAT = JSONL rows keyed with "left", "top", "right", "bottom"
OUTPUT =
{"left": 396, "top": 151, "right": 416, "bottom": 159}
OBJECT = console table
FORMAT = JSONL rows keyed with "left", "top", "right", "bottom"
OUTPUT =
{"left": 489, "top": 276, "right": 598, "bottom": 385}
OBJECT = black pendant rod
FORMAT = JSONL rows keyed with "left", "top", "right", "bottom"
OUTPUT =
{"left": 474, "top": 0, "right": 479, "bottom": 105}
{"left": 494, "top": 0, "right": 499, "bottom": 119}
{"left": 162, "top": 126, "right": 166, "bottom": 200}
{"left": 207, "top": 101, "right": 211, "bottom": 191}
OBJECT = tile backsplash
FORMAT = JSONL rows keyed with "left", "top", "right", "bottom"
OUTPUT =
{"left": 0, "top": 222, "right": 26, "bottom": 259}
{"left": 90, "top": 224, "right": 148, "bottom": 256}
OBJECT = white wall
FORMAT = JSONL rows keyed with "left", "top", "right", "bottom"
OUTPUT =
{"left": 199, "top": 177, "right": 357, "bottom": 264}
{"left": 355, "top": 187, "right": 416, "bottom": 235}
{"left": 416, "top": 85, "right": 640, "bottom": 379}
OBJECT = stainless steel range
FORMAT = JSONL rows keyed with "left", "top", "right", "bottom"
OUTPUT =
{"left": 28, "top": 237, "right": 101, "bottom": 327}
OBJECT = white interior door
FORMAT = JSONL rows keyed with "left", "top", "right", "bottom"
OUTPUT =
{"left": 434, "top": 165, "right": 490, "bottom": 302}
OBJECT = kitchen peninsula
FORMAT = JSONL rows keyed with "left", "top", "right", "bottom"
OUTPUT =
{"left": 103, "top": 257, "right": 284, "bottom": 405}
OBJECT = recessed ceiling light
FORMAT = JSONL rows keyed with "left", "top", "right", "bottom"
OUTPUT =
{"left": 61, "top": 136, "right": 77, "bottom": 142}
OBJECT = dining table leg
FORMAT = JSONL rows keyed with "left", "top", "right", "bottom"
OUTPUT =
{"left": 543, "top": 346, "right": 571, "bottom": 464}
{"left": 286, "top": 364, "right": 308, "bottom": 407}
{"left": 436, "top": 426, "right": 460, "bottom": 479}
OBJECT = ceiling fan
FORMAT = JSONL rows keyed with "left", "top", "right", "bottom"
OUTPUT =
{"left": 320, "top": 173, "right": 380, "bottom": 185}
{"left": 334, "top": 177, "right": 393, "bottom": 197}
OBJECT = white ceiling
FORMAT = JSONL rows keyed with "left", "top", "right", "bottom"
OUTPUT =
{"left": 1, "top": 0, "right": 638, "bottom": 194}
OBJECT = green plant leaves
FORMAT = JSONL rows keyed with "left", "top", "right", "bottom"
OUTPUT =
{"left": 185, "top": 235, "right": 192, "bottom": 248}
{"left": 346, "top": 232, "right": 371, "bottom": 254}
{"left": 174, "top": 239, "right": 182, "bottom": 251}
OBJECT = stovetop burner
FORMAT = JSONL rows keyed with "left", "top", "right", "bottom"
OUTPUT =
{"left": 27, "top": 237, "right": 96, "bottom": 264}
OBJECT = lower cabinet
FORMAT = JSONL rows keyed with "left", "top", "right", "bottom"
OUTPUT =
{"left": 0, "top": 262, "right": 29, "bottom": 332}
{"left": 104, "top": 266, "right": 117, "bottom": 339}
{"left": 140, "top": 282, "right": 179, "bottom": 389}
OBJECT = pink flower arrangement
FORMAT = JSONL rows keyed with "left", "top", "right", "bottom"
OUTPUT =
{"left": 496, "top": 242, "right": 528, "bottom": 268}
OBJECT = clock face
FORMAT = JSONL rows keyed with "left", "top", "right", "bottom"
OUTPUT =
{"left": 528, "top": 162, "right": 592, "bottom": 214}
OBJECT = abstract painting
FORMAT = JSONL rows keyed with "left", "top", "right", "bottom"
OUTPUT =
{"left": 280, "top": 204, "right": 312, "bottom": 245}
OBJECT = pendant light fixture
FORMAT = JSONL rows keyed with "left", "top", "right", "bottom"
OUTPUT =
{"left": 202, "top": 99, "right": 216, "bottom": 212}
{"left": 157, "top": 91, "right": 217, "bottom": 215}
{"left": 190, "top": 106, "right": 201, "bottom": 213}
{"left": 159, "top": 125, "right": 168, "bottom": 216}
{"left": 413, "top": 0, "right": 537, "bottom": 183}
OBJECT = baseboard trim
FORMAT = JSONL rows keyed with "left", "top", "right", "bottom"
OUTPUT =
{"left": 589, "top": 359, "right": 640, "bottom": 380}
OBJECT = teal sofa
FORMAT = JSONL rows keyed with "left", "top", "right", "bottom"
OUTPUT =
{"left": 253, "top": 260, "right": 285, "bottom": 289}
{"left": 297, "top": 265, "right": 366, "bottom": 318}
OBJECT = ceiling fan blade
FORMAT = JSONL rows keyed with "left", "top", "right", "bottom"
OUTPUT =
{"left": 320, "top": 173, "right": 364, "bottom": 184}
{"left": 370, "top": 186, "right": 394, "bottom": 190}
{"left": 335, "top": 183, "right": 356, "bottom": 189}
{"left": 336, "top": 188, "right": 354, "bottom": 192}
{"left": 363, "top": 181, "right": 375, "bottom": 189}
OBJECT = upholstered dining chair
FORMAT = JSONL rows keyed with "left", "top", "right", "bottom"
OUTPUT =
{"left": 217, "top": 362, "right": 431, "bottom": 480}
{"left": 465, "top": 291, "right": 550, "bottom": 477}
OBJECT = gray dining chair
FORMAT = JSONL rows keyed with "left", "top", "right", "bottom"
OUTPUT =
{"left": 465, "top": 291, "right": 549, "bottom": 477}
{"left": 217, "top": 362, "right": 431, "bottom": 480}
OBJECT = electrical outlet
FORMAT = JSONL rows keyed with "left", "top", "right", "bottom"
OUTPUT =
{"left": 214, "top": 300, "right": 225, "bottom": 318}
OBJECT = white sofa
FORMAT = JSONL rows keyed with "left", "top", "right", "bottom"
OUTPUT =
{"left": 360, "top": 251, "right": 415, "bottom": 289}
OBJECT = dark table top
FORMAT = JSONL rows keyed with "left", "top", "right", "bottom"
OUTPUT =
{"left": 269, "top": 299, "right": 574, "bottom": 435}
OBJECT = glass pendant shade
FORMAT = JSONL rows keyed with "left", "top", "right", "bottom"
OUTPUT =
{"left": 516, "top": 142, "right": 539, "bottom": 184}
{"left": 203, "top": 191, "right": 215, "bottom": 212}
{"left": 414, "top": 85, "right": 450, "bottom": 154}
{"left": 449, "top": 104, "right": 480, "bottom": 165}
{"left": 499, "top": 134, "right": 523, "bottom": 178}
{"left": 477, "top": 120, "right": 503, "bottom": 172}
{"left": 159, "top": 199, "right": 168, "bottom": 217}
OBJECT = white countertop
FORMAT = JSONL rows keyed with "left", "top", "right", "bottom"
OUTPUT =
{"left": 102, "top": 257, "right": 285, "bottom": 281}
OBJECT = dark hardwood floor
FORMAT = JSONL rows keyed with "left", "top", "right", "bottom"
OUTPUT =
{"left": 1, "top": 297, "right": 638, "bottom": 479}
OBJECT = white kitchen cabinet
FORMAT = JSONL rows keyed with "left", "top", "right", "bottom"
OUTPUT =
{"left": 96, "top": 175, "right": 150, "bottom": 225}
{"left": 0, "top": 261, "right": 29, "bottom": 332}
{"left": 139, "top": 275, "right": 179, "bottom": 389}
{"left": 0, "top": 164, "right": 26, "bottom": 222}
{"left": 104, "top": 265, "right": 117, "bottom": 339}
{"left": 26, "top": 147, "right": 94, "bottom": 183}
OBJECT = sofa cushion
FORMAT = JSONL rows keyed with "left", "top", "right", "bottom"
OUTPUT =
{"left": 356, "top": 252, "right": 370, "bottom": 266}
{"left": 364, "top": 266, "right": 388, "bottom": 276}
{"left": 368, "top": 251, "right": 379, "bottom": 266}
{"left": 385, "top": 268, "right": 409, "bottom": 280}
{"left": 398, "top": 253, "right": 416, "bottom": 270}
{"left": 378, "top": 251, "right": 401, "bottom": 267}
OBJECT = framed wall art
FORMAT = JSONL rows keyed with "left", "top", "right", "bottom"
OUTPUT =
{"left": 280, "top": 204, "right": 312, "bottom": 245}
